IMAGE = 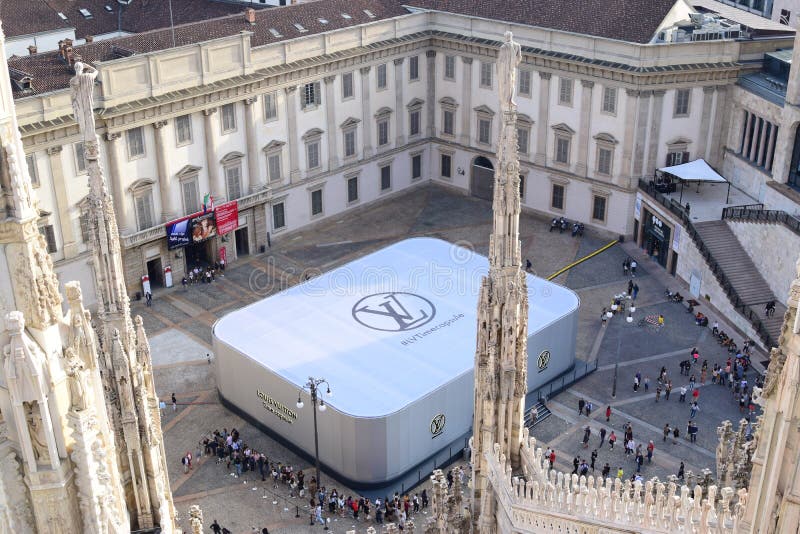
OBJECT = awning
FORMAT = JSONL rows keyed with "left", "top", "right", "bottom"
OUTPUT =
{"left": 658, "top": 159, "right": 727, "bottom": 183}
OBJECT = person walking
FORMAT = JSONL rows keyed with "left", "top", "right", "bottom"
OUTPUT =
{"left": 677, "top": 462, "right": 685, "bottom": 480}
{"left": 679, "top": 386, "right": 687, "bottom": 403}
{"left": 655, "top": 386, "right": 662, "bottom": 402}
{"left": 632, "top": 283, "right": 639, "bottom": 300}
{"left": 585, "top": 401, "right": 593, "bottom": 417}
{"left": 548, "top": 450, "right": 556, "bottom": 469}
{"left": 599, "top": 427, "right": 607, "bottom": 446}
{"left": 665, "top": 381, "right": 672, "bottom": 400}
{"left": 211, "top": 520, "right": 223, "bottom": 534}
{"left": 630, "top": 259, "right": 638, "bottom": 277}
{"left": 590, "top": 449, "right": 598, "bottom": 472}
{"left": 608, "top": 431, "right": 617, "bottom": 450}
{"left": 171, "top": 393, "right": 177, "bottom": 412}
{"left": 145, "top": 291, "right": 152, "bottom": 307}
{"left": 605, "top": 405, "right": 612, "bottom": 422}
{"left": 628, "top": 280, "right": 634, "bottom": 295}
{"left": 635, "top": 452, "right": 644, "bottom": 473}
{"left": 602, "top": 463, "right": 611, "bottom": 479}
{"left": 572, "top": 457, "right": 579, "bottom": 475}
{"left": 582, "top": 426, "right": 591, "bottom": 448}
{"left": 690, "top": 401, "right": 699, "bottom": 419}
{"left": 578, "top": 398, "right": 586, "bottom": 416}
{"left": 617, "top": 467, "right": 624, "bottom": 479}
{"left": 646, "top": 441, "right": 654, "bottom": 463}
{"left": 672, "top": 426, "right": 680, "bottom": 444}
{"left": 689, "top": 375, "right": 696, "bottom": 390}
{"left": 644, "top": 376, "right": 650, "bottom": 392}
{"left": 663, "top": 424, "right": 670, "bottom": 442}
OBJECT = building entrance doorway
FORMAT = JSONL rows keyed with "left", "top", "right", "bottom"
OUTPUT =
{"left": 186, "top": 239, "right": 214, "bottom": 270}
{"left": 235, "top": 227, "right": 250, "bottom": 257}
{"left": 470, "top": 156, "right": 495, "bottom": 201}
{"left": 146, "top": 258, "right": 164, "bottom": 288}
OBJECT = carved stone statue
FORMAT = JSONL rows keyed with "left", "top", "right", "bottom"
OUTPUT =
{"left": 69, "top": 62, "right": 99, "bottom": 144}
{"left": 25, "top": 403, "right": 50, "bottom": 464}
{"left": 497, "top": 31, "right": 522, "bottom": 111}
{"left": 65, "top": 348, "right": 88, "bottom": 412}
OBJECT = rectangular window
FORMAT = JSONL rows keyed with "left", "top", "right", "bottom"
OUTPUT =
{"left": 412, "top": 154, "right": 422, "bottom": 180}
{"left": 480, "top": 62, "right": 493, "bottom": 88}
{"left": 181, "top": 179, "right": 199, "bottom": 215}
{"left": 602, "top": 87, "right": 617, "bottom": 114}
{"left": 268, "top": 153, "right": 281, "bottom": 182}
{"left": 378, "top": 119, "right": 389, "bottom": 146}
{"left": 225, "top": 165, "right": 242, "bottom": 200}
{"left": 551, "top": 183, "right": 564, "bottom": 210}
{"left": 342, "top": 72, "right": 354, "bottom": 99}
{"left": 311, "top": 189, "right": 323, "bottom": 216}
{"left": 264, "top": 92, "right": 278, "bottom": 121}
{"left": 443, "top": 110, "right": 455, "bottom": 136}
{"left": 272, "top": 202, "right": 286, "bottom": 229}
{"left": 666, "top": 151, "right": 690, "bottom": 166}
{"left": 517, "top": 128, "right": 529, "bottom": 155}
{"left": 347, "top": 176, "right": 358, "bottom": 203}
{"left": 592, "top": 195, "right": 607, "bottom": 222}
{"left": 780, "top": 9, "right": 791, "bottom": 24}
{"left": 302, "top": 82, "right": 321, "bottom": 109}
{"left": 221, "top": 103, "right": 236, "bottom": 132}
{"left": 674, "top": 89, "right": 691, "bottom": 116}
{"left": 126, "top": 127, "right": 145, "bottom": 158}
{"left": 444, "top": 55, "right": 456, "bottom": 80}
{"left": 175, "top": 115, "right": 193, "bottom": 145}
{"left": 518, "top": 69, "right": 531, "bottom": 96}
{"left": 556, "top": 137, "right": 570, "bottom": 164}
{"left": 306, "top": 141, "right": 320, "bottom": 169}
{"left": 409, "top": 56, "right": 419, "bottom": 81}
{"left": 134, "top": 191, "right": 154, "bottom": 230}
{"left": 478, "top": 118, "right": 491, "bottom": 144}
{"left": 74, "top": 143, "right": 86, "bottom": 174}
{"left": 441, "top": 154, "right": 452, "bottom": 178}
{"left": 380, "top": 164, "right": 391, "bottom": 191}
{"left": 39, "top": 225, "right": 57, "bottom": 253}
{"left": 344, "top": 129, "right": 356, "bottom": 158}
{"left": 409, "top": 110, "right": 421, "bottom": 137}
{"left": 26, "top": 153, "right": 40, "bottom": 185}
{"left": 597, "top": 147, "right": 613, "bottom": 175}
{"left": 558, "top": 78, "right": 573, "bottom": 105}
{"left": 519, "top": 174, "right": 526, "bottom": 199}
{"left": 79, "top": 211, "right": 91, "bottom": 243}
{"left": 377, "top": 64, "right": 387, "bottom": 90}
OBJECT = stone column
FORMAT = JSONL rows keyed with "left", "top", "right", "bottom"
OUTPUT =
{"left": 620, "top": 90, "right": 639, "bottom": 185}
{"left": 765, "top": 120, "right": 778, "bottom": 172}
{"left": 152, "top": 120, "right": 175, "bottom": 222}
{"left": 645, "top": 90, "right": 665, "bottom": 176}
{"left": 741, "top": 111, "right": 753, "bottom": 156}
{"left": 323, "top": 76, "right": 338, "bottom": 171}
{"left": 460, "top": 57, "right": 473, "bottom": 145}
{"left": 285, "top": 86, "right": 301, "bottom": 181}
{"left": 632, "top": 91, "right": 651, "bottom": 178}
{"left": 535, "top": 72, "right": 552, "bottom": 166}
{"left": 104, "top": 132, "right": 131, "bottom": 234}
{"left": 393, "top": 58, "right": 405, "bottom": 146}
{"left": 575, "top": 80, "right": 594, "bottom": 177}
{"left": 46, "top": 146, "right": 78, "bottom": 257}
{"left": 757, "top": 119, "right": 769, "bottom": 166}
{"left": 426, "top": 50, "right": 436, "bottom": 137}
{"left": 202, "top": 107, "right": 224, "bottom": 201}
{"left": 359, "top": 67, "right": 373, "bottom": 158}
{"left": 749, "top": 117, "right": 763, "bottom": 162}
{"left": 696, "top": 86, "right": 715, "bottom": 160}
{"left": 708, "top": 85, "right": 729, "bottom": 168}
{"left": 243, "top": 96, "right": 263, "bottom": 191}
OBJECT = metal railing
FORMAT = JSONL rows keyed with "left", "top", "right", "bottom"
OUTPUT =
{"left": 722, "top": 206, "right": 800, "bottom": 238}
{"left": 638, "top": 180, "right": 777, "bottom": 348}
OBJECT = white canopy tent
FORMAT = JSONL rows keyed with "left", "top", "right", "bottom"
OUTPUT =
{"left": 656, "top": 159, "right": 731, "bottom": 203}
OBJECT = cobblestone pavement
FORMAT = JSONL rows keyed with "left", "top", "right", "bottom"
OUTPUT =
{"left": 135, "top": 184, "right": 765, "bottom": 533}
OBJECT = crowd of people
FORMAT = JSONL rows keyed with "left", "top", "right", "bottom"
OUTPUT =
{"left": 181, "top": 260, "right": 225, "bottom": 287}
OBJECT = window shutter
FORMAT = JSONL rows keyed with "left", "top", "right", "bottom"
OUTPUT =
{"left": 314, "top": 82, "right": 321, "bottom": 105}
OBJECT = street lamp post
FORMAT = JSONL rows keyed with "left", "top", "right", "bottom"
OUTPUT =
{"left": 296, "top": 376, "right": 332, "bottom": 492}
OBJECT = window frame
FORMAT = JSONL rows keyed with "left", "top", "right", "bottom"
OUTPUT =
{"left": 26, "top": 153, "right": 40, "bottom": 186}
{"left": 346, "top": 174, "right": 359, "bottom": 204}
{"left": 301, "top": 82, "right": 322, "bottom": 110}
{"left": 126, "top": 127, "right": 145, "bottom": 160}
{"left": 601, "top": 86, "right": 617, "bottom": 115}
{"left": 379, "top": 163, "right": 392, "bottom": 192}
{"left": 411, "top": 152, "right": 423, "bottom": 181}
{"left": 306, "top": 140, "right": 321, "bottom": 170}
{"left": 555, "top": 136, "right": 571, "bottom": 165}
{"left": 272, "top": 201, "right": 286, "bottom": 230}
{"left": 376, "top": 64, "right": 388, "bottom": 91}
{"left": 444, "top": 55, "right": 456, "bottom": 81}
{"left": 221, "top": 103, "right": 237, "bottom": 133}
{"left": 310, "top": 188, "right": 323, "bottom": 217}
{"left": 441, "top": 152, "right": 452, "bottom": 179}
{"left": 341, "top": 72, "right": 355, "bottom": 100}
{"left": 133, "top": 188, "right": 155, "bottom": 231}
{"left": 377, "top": 118, "right": 390, "bottom": 147}
{"left": 224, "top": 163, "right": 243, "bottom": 200}
{"left": 591, "top": 194, "right": 608, "bottom": 223}
{"left": 674, "top": 89, "right": 691, "bottom": 117}
{"left": 518, "top": 69, "right": 532, "bottom": 97}
{"left": 551, "top": 182, "right": 565, "bottom": 211}
{"left": 264, "top": 91, "right": 279, "bottom": 122}
{"left": 480, "top": 62, "right": 493, "bottom": 89}
{"left": 558, "top": 77, "right": 573, "bottom": 106}
{"left": 38, "top": 224, "right": 58, "bottom": 253}
{"left": 409, "top": 55, "right": 420, "bottom": 82}
{"left": 175, "top": 114, "right": 193, "bottom": 146}
{"left": 180, "top": 176, "right": 199, "bottom": 216}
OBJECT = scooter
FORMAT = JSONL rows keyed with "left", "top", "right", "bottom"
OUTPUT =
{"left": 665, "top": 289, "right": 684, "bottom": 303}
{"left": 559, "top": 217, "right": 568, "bottom": 233}
{"left": 550, "top": 218, "right": 558, "bottom": 232}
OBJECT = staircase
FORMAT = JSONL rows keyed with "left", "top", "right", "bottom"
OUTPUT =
{"left": 524, "top": 400, "right": 551, "bottom": 429}
{"left": 693, "top": 220, "right": 786, "bottom": 345}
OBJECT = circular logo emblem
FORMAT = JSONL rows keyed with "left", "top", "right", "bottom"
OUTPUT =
{"left": 430, "top": 414, "right": 446, "bottom": 438}
{"left": 537, "top": 350, "right": 551, "bottom": 372}
{"left": 352, "top": 292, "right": 436, "bottom": 332}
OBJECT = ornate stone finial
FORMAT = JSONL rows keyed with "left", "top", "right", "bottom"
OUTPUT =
{"left": 497, "top": 31, "right": 522, "bottom": 112}
{"left": 188, "top": 504, "right": 203, "bottom": 534}
{"left": 65, "top": 281, "right": 83, "bottom": 305}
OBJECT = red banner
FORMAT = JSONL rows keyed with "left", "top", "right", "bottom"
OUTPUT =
{"left": 216, "top": 200, "right": 239, "bottom": 235}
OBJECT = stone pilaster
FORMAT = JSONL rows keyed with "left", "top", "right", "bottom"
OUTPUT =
{"left": 460, "top": 57, "right": 473, "bottom": 145}
{"left": 359, "top": 67, "right": 373, "bottom": 158}
{"left": 393, "top": 58, "right": 405, "bottom": 146}
{"left": 426, "top": 50, "right": 436, "bottom": 137}
{"left": 645, "top": 90, "right": 665, "bottom": 175}
{"left": 46, "top": 145, "right": 78, "bottom": 258}
{"left": 534, "top": 72, "right": 551, "bottom": 166}
{"left": 243, "top": 97, "right": 263, "bottom": 191}
{"left": 323, "top": 76, "right": 338, "bottom": 170}
{"left": 152, "top": 120, "right": 174, "bottom": 222}
{"left": 708, "top": 85, "right": 729, "bottom": 169}
{"left": 285, "top": 86, "right": 301, "bottom": 181}
{"left": 620, "top": 89, "right": 638, "bottom": 186}
{"left": 696, "top": 86, "right": 715, "bottom": 161}
{"left": 575, "top": 80, "right": 594, "bottom": 177}
{"left": 632, "top": 91, "right": 651, "bottom": 178}
{"left": 202, "top": 108, "right": 224, "bottom": 202}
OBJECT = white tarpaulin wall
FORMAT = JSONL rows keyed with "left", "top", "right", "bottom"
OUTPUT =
{"left": 658, "top": 159, "right": 727, "bottom": 183}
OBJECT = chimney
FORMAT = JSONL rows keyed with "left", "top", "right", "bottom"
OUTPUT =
{"left": 85, "top": 35, "right": 94, "bottom": 43}
{"left": 27, "top": 45, "right": 37, "bottom": 55}
{"left": 245, "top": 8, "right": 256, "bottom": 25}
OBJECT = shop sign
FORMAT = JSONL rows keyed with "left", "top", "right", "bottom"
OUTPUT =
{"left": 430, "top": 413, "right": 446, "bottom": 438}
{"left": 165, "top": 218, "right": 191, "bottom": 250}
{"left": 537, "top": 350, "right": 551, "bottom": 372}
{"left": 216, "top": 200, "right": 240, "bottom": 235}
{"left": 257, "top": 390, "right": 297, "bottom": 424}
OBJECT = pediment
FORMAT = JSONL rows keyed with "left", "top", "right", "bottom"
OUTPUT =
{"left": 175, "top": 165, "right": 202, "bottom": 179}
{"left": 220, "top": 152, "right": 245, "bottom": 164}
{"left": 551, "top": 123, "right": 575, "bottom": 135}
{"left": 339, "top": 117, "right": 361, "bottom": 129}
{"left": 473, "top": 105, "right": 495, "bottom": 116}
{"left": 302, "top": 128, "right": 324, "bottom": 140}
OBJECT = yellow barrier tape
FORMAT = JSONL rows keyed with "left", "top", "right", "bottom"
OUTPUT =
{"left": 546, "top": 240, "right": 618, "bottom": 281}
